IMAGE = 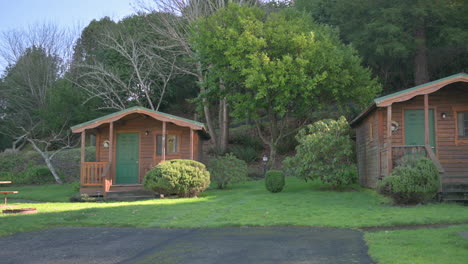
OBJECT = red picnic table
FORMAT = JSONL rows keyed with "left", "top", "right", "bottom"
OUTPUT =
{"left": 0, "top": 181, "right": 19, "bottom": 206}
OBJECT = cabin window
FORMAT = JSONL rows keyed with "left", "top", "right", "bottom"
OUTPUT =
{"left": 369, "top": 116, "right": 374, "bottom": 141}
{"left": 457, "top": 111, "right": 468, "bottom": 139}
{"left": 156, "top": 135, "right": 179, "bottom": 155}
{"left": 167, "top": 135, "right": 178, "bottom": 153}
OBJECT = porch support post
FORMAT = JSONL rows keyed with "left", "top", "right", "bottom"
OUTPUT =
{"left": 109, "top": 122, "right": 114, "bottom": 164}
{"left": 106, "top": 122, "right": 114, "bottom": 195}
{"left": 387, "top": 105, "right": 392, "bottom": 175}
{"left": 424, "top": 94, "right": 430, "bottom": 146}
{"left": 81, "top": 130, "right": 86, "bottom": 164}
{"left": 95, "top": 132, "right": 100, "bottom": 162}
{"left": 162, "top": 121, "right": 166, "bottom": 161}
{"left": 190, "top": 128, "right": 194, "bottom": 160}
{"left": 80, "top": 130, "right": 86, "bottom": 185}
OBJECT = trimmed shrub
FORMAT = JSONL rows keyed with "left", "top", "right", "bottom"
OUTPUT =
{"left": 143, "top": 159, "right": 210, "bottom": 197}
{"left": 283, "top": 117, "right": 357, "bottom": 188}
{"left": 208, "top": 153, "right": 248, "bottom": 189}
{"left": 265, "top": 170, "right": 285, "bottom": 193}
{"left": 378, "top": 157, "right": 440, "bottom": 205}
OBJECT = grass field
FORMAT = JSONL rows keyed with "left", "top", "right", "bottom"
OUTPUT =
{"left": 6, "top": 184, "right": 77, "bottom": 202}
{"left": 365, "top": 225, "right": 468, "bottom": 264}
{"left": 2, "top": 178, "right": 467, "bottom": 236}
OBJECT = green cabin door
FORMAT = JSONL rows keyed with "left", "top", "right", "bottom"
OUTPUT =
{"left": 404, "top": 109, "right": 436, "bottom": 151}
{"left": 115, "top": 133, "right": 139, "bottom": 184}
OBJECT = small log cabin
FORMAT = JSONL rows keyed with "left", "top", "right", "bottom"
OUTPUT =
{"left": 71, "top": 106, "right": 209, "bottom": 196}
{"left": 350, "top": 73, "right": 468, "bottom": 195}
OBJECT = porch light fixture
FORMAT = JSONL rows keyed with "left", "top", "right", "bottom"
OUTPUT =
{"left": 441, "top": 112, "right": 447, "bottom": 119}
{"left": 145, "top": 130, "right": 150, "bottom": 136}
{"left": 391, "top": 121, "right": 399, "bottom": 132}
{"left": 262, "top": 155, "right": 268, "bottom": 177}
{"left": 103, "top": 140, "right": 110, "bottom": 148}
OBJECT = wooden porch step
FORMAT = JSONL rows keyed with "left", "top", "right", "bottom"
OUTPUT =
{"left": 105, "top": 195, "right": 156, "bottom": 202}
{"left": 441, "top": 181, "right": 468, "bottom": 202}
{"left": 106, "top": 186, "right": 155, "bottom": 201}
{"left": 109, "top": 185, "right": 145, "bottom": 192}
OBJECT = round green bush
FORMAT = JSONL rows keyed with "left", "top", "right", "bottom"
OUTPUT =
{"left": 143, "top": 159, "right": 210, "bottom": 198}
{"left": 208, "top": 153, "right": 248, "bottom": 189}
{"left": 283, "top": 117, "right": 357, "bottom": 188}
{"left": 265, "top": 170, "right": 285, "bottom": 193}
{"left": 378, "top": 157, "right": 440, "bottom": 205}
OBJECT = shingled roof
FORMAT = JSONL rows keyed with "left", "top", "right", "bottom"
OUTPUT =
{"left": 71, "top": 106, "right": 206, "bottom": 133}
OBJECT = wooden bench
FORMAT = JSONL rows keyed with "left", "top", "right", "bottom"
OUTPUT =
{"left": 0, "top": 181, "right": 18, "bottom": 206}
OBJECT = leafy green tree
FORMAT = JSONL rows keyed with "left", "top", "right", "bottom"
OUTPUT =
{"left": 141, "top": 0, "right": 263, "bottom": 153}
{"left": 296, "top": 0, "right": 468, "bottom": 91}
{"left": 192, "top": 4, "right": 380, "bottom": 162}
{"left": 283, "top": 117, "right": 357, "bottom": 189}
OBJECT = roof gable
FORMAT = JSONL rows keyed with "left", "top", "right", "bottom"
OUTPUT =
{"left": 351, "top": 73, "right": 468, "bottom": 127}
{"left": 375, "top": 73, "right": 468, "bottom": 107}
{"left": 71, "top": 106, "right": 205, "bottom": 133}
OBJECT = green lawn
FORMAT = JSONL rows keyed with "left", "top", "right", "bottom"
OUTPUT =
{"left": 1, "top": 178, "right": 467, "bottom": 238}
{"left": 365, "top": 225, "right": 468, "bottom": 264}
{"left": 6, "top": 184, "right": 77, "bottom": 202}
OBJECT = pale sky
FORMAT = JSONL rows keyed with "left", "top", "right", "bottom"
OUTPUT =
{"left": 0, "top": 0, "right": 144, "bottom": 71}
{"left": 0, "top": 0, "right": 138, "bottom": 32}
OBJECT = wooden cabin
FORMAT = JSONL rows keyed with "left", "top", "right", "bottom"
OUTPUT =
{"left": 350, "top": 73, "right": 468, "bottom": 200}
{"left": 71, "top": 106, "right": 209, "bottom": 197}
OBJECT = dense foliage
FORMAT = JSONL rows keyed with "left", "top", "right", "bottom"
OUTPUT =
{"left": 284, "top": 117, "right": 357, "bottom": 188}
{"left": 191, "top": 4, "right": 381, "bottom": 162}
{"left": 378, "top": 156, "right": 440, "bottom": 205}
{"left": 143, "top": 159, "right": 210, "bottom": 197}
{"left": 0, "top": 148, "right": 95, "bottom": 184}
{"left": 208, "top": 153, "right": 248, "bottom": 189}
{"left": 265, "top": 170, "right": 285, "bottom": 193}
{"left": 296, "top": 0, "right": 468, "bottom": 91}
{"left": 0, "top": 165, "right": 55, "bottom": 185}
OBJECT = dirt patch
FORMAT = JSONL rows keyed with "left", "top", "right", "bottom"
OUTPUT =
{"left": 2, "top": 208, "right": 37, "bottom": 214}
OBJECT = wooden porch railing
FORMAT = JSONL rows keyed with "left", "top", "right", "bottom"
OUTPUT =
{"left": 392, "top": 145, "right": 427, "bottom": 167}
{"left": 81, "top": 162, "right": 108, "bottom": 186}
{"left": 424, "top": 145, "right": 444, "bottom": 174}
{"left": 391, "top": 145, "right": 444, "bottom": 173}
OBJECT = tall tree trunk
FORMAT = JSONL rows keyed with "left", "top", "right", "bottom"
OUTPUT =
{"left": 414, "top": 24, "right": 429, "bottom": 85}
{"left": 197, "top": 63, "right": 217, "bottom": 148}
{"left": 219, "top": 79, "right": 229, "bottom": 153}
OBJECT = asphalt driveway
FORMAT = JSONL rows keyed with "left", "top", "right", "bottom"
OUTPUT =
{"left": 0, "top": 226, "right": 374, "bottom": 264}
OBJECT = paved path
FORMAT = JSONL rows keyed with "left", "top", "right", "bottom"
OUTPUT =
{"left": 0, "top": 227, "right": 374, "bottom": 264}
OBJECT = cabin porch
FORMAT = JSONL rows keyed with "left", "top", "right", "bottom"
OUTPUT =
{"left": 71, "top": 107, "right": 207, "bottom": 198}
{"left": 380, "top": 84, "right": 468, "bottom": 201}
{"left": 352, "top": 74, "right": 468, "bottom": 202}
